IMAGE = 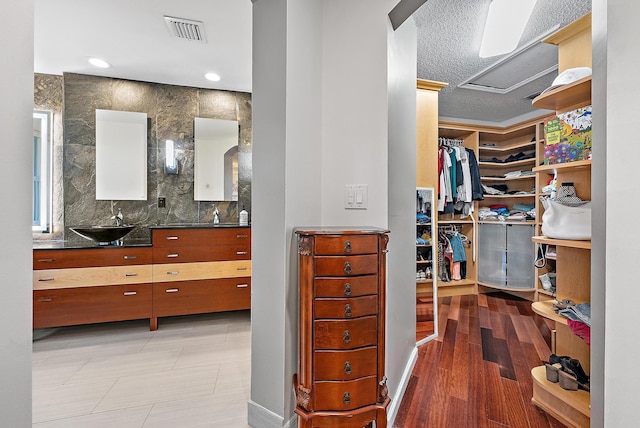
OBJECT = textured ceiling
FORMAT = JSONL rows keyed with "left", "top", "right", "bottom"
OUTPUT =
{"left": 414, "top": 0, "right": 592, "bottom": 126}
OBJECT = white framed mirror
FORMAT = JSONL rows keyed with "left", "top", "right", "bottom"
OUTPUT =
{"left": 95, "top": 109, "right": 148, "bottom": 201}
{"left": 194, "top": 117, "right": 239, "bottom": 201}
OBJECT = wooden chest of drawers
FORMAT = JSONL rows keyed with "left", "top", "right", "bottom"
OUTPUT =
{"left": 294, "top": 228, "right": 389, "bottom": 428}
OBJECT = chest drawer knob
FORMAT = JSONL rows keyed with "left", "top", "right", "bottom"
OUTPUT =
{"left": 344, "top": 361, "right": 352, "bottom": 375}
{"left": 343, "top": 262, "right": 352, "bottom": 275}
{"left": 343, "top": 330, "right": 351, "bottom": 344}
{"left": 344, "top": 283, "right": 352, "bottom": 296}
{"left": 344, "top": 240, "right": 352, "bottom": 253}
{"left": 344, "top": 304, "right": 352, "bottom": 317}
{"left": 342, "top": 392, "right": 351, "bottom": 405}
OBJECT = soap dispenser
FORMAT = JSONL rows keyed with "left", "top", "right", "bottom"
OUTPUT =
{"left": 213, "top": 205, "right": 220, "bottom": 225}
{"left": 239, "top": 206, "right": 249, "bottom": 226}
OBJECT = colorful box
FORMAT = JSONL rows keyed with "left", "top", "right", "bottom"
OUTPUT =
{"left": 543, "top": 105, "right": 592, "bottom": 165}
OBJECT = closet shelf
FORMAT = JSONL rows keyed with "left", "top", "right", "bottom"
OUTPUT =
{"left": 478, "top": 220, "right": 536, "bottom": 225}
{"left": 479, "top": 158, "right": 536, "bottom": 169}
{"left": 533, "top": 160, "right": 591, "bottom": 173}
{"left": 477, "top": 282, "right": 535, "bottom": 293}
{"left": 480, "top": 175, "right": 535, "bottom": 182}
{"left": 531, "top": 76, "right": 592, "bottom": 111}
{"left": 416, "top": 222, "right": 431, "bottom": 226}
{"left": 438, "top": 219, "right": 474, "bottom": 225}
{"left": 532, "top": 236, "right": 591, "bottom": 249}
{"left": 482, "top": 194, "right": 535, "bottom": 199}
{"left": 438, "top": 279, "right": 476, "bottom": 288}
{"left": 479, "top": 140, "right": 536, "bottom": 153}
{"left": 532, "top": 301, "right": 567, "bottom": 324}
{"left": 531, "top": 366, "right": 590, "bottom": 427}
{"left": 416, "top": 278, "right": 433, "bottom": 284}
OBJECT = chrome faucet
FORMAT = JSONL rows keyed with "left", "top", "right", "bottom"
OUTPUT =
{"left": 112, "top": 208, "right": 124, "bottom": 226}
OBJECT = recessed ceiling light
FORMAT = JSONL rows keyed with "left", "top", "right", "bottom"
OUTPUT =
{"left": 205, "top": 72, "right": 221, "bottom": 82}
{"left": 88, "top": 57, "right": 110, "bottom": 68}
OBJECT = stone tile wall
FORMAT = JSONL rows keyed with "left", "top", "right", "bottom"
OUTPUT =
{"left": 34, "top": 73, "right": 252, "bottom": 244}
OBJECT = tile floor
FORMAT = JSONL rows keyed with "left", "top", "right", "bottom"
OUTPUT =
{"left": 32, "top": 311, "right": 251, "bottom": 428}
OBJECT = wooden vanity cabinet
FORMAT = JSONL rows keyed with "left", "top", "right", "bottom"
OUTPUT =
{"left": 33, "top": 247, "right": 153, "bottom": 328}
{"left": 150, "top": 227, "right": 252, "bottom": 330}
{"left": 294, "top": 228, "right": 389, "bottom": 428}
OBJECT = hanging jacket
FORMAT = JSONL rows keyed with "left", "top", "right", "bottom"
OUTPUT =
{"left": 466, "top": 148, "right": 484, "bottom": 201}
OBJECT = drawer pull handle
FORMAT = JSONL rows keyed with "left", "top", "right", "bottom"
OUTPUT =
{"left": 123, "top": 291, "right": 137, "bottom": 296}
{"left": 343, "top": 262, "right": 352, "bottom": 275}
{"left": 124, "top": 273, "right": 138, "bottom": 277}
{"left": 166, "top": 288, "right": 179, "bottom": 293}
{"left": 167, "top": 271, "right": 179, "bottom": 275}
{"left": 237, "top": 267, "right": 248, "bottom": 271}
{"left": 38, "top": 277, "right": 55, "bottom": 282}
{"left": 344, "top": 361, "right": 352, "bottom": 375}
{"left": 344, "top": 283, "right": 352, "bottom": 296}
{"left": 37, "top": 258, "right": 55, "bottom": 263}
{"left": 166, "top": 236, "right": 179, "bottom": 240}
{"left": 123, "top": 255, "right": 137, "bottom": 260}
{"left": 37, "top": 297, "right": 53, "bottom": 302}
{"left": 167, "top": 253, "right": 179, "bottom": 258}
{"left": 237, "top": 234, "right": 248, "bottom": 238}
{"left": 344, "top": 240, "right": 352, "bottom": 253}
{"left": 236, "top": 251, "right": 248, "bottom": 255}
{"left": 343, "top": 330, "right": 351, "bottom": 344}
{"left": 344, "top": 304, "right": 352, "bottom": 317}
{"left": 237, "top": 284, "right": 249, "bottom": 288}
{"left": 342, "top": 392, "right": 351, "bottom": 405}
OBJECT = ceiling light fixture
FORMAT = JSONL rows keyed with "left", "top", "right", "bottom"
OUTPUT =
{"left": 88, "top": 57, "right": 110, "bottom": 68}
{"left": 479, "top": 0, "right": 538, "bottom": 58}
{"left": 205, "top": 72, "right": 221, "bottom": 82}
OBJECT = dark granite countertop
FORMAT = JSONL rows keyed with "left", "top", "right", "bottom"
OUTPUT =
{"left": 149, "top": 223, "right": 250, "bottom": 229}
{"left": 34, "top": 224, "right": 250, "bottom": 249}
{"left": 33, "top": 238, "right": 152, "bottom": 250}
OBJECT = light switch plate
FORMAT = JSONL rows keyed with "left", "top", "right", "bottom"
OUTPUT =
{"left": 345, "top": 184, "right": 368, "bottom": 209}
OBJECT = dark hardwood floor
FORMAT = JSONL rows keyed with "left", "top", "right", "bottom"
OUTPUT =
{"left": 396, "top": 292, "right": 567, "bottom": 428}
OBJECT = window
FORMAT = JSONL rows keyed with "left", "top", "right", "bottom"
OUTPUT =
{"left": 33, "top": 111, "right": 52, "bottom": 232}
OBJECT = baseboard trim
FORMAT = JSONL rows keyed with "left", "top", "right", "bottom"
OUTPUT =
{"left": 387, "top": 345, "right": 418, "bottom": 425}
{"left": 248, "top": 400, "right": 293, "bottom": 428}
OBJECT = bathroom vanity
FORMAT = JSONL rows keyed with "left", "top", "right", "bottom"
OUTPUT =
{"left": 33, "top": 225, "right": 251, "bottom": 330}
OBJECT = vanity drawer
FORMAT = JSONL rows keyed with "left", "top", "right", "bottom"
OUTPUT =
{"left": 314, "top": 346, "right": 377, "bottom": 381}
{"left": 314, "top": 235, "right": 378, "bottom": 256}
{"left": 314, "top": 276, "right": 378, "bottom": 298}
{"left": 33, "top": 283, "right": 152, "bottom": 328}
{"left": 152, "top": 228, "right": 250, "bottom": 248}
{"left": 314, "top": 295, "right": 378, "bottom": 319}
{"left": 33, "top": 247, "right": 152, "bottom": 269}
{"left": 312, "top": 376, "right": 378, "bottom": 411}
{"left": 314, "top": 255, "right": 378, "bottom": 277}
{"left": 152, "top": 260, "right": 251, "bottom": 282}
{"left": 152, "top": 278, "right": 251, "bottom": 316}
{"left": 152, "top": 245, "right": 250, "bottom": 264}
{"left": 33, "top": 265, "right": 153, "bottom": 290}
{"left": 314, "top": 316, "right": 377, "bottom": 350}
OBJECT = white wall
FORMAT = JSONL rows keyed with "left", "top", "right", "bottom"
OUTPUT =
{"left": 385, "top": 16, "right": 420, "bottom": 421}
{"left": 250, "top": 0, "right": 416, "bottom": 426}
{"left": 596, "top": 1, "right": 640, "bottom": 426}
{"left": 0, "top": 0, "right": 34, "bottom": 425}
{"left": 249, "top": 0, "right": 323, "bottom": 426}
{"left": 320, "top": 1, "right": 396, "bottom": 227}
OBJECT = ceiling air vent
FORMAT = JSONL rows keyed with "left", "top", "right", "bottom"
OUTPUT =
{"left": 164, "top": 16, "right": 207, "bottom": 43}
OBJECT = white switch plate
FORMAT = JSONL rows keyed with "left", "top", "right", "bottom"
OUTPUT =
{"left": 345, "top": 184, "right": 368, "bottom": 209}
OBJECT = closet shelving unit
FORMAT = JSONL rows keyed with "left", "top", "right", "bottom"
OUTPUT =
{"left": 416, "top": 187, "right": 435, "bottom": 294}
{"left": 435, "top": 127, "right": 479, "bottom": 297}
{"left": 529, "top": 12, "right": 592, "bottom": 428}
{"left": 477, "top": 124, "right": 538, "bottom": 224}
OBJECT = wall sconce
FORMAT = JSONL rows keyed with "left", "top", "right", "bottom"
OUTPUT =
{"left": 165, "top": 139, "right": 178, "bottom": 174}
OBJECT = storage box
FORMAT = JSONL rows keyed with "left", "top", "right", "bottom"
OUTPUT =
{"left": 543, "top": 105, "right": 592, "bottom": 165}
